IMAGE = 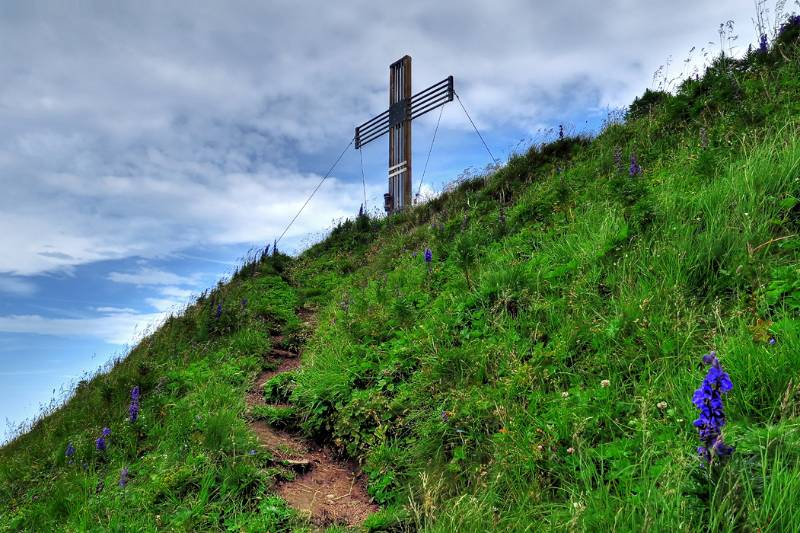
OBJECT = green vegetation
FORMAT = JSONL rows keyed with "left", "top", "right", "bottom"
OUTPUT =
{"left": 2, "top": 19, "right": 800, "bottom": 532}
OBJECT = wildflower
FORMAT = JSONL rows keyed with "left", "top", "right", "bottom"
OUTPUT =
{"left": 561, "top": 391, "right": 569, "bottom": 398}
{"left": 119, "top": 467, "right": 128, "bottom": 487}
{"left": 692, "top": 351, "right": 734, "bottom": 464}
{"left": 600, "top": 379, "right": 610, "bottom": 388}
{"left": 248, "top": 449, "right": 256, "bottom": 456}
{"left": 629, "top": 154, "right": 641, "bottom": 176}
{"left": 65, "top": 442, "right": 75, "bottom": 458}
{"left": 559, "top": 124, "right": 564, "bottom": 140}
{"left": 102, "top": 427, "right": 111, "bottom": 437}
{"left": 567, "top": 447, "right": 575, "bottom": 454}
{"left": 424, "top": 248, "right": 432, "bottom": 263}
{"left": 758, "top": 33, "right": 768, "bottom": 54}
{"left": 129, "top": 386, "right": 140, "bottom": 423}
{"left": 498, "top": 427, "right": 509, "bottom": 434}
{"left": 657, "top": 401, "right": 668, "bottom": 410}
{"left": 95, "top": 436, "right": 106, "bottom": 452}
{"left": 215, "top": 303, "right": 222, "bottom": 320}
{"left": 613, "top": 145, "right": 622, "bottom": 173}
{"left": 536, "top": 445, "right": 544, "bottom": 452}
{"left": 441, "top": 410, "right": 452, "bottom": 423}
{"left": 769, "top": 336, "right": 776, "bottom": 346}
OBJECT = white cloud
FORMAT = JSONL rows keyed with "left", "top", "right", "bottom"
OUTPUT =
{"left": 0, "top": 277, "right": 37, "bottom": 296}
{"left": 108, "top": 268, "right": 197, "bottom": 286}
{"left": 0, "top": 311, "right": 165, "bottom": 345}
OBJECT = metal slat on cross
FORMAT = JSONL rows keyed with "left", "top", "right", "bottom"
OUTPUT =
{"left": 355, "top": 56, "right": 454, "bottom": 214}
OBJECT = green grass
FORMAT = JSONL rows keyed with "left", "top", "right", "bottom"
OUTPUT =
{"left": 2, "top": 22, "right": 800, "bottom": 532}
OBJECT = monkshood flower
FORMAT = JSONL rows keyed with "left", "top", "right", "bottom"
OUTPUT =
{"left": 215, "top": 303, "right": 223, "bottom": 320}
{"left": 759, "top": 33, "right": 768, "bottom": 54}
{"left": 102, "top": 427, "right": 111, "bottom": 437}
{"left": 96, "top": 436, "right": 107, "bottom": 452}
{"left": 692, "top": 351, "right": 734, "bottom": 464}
{"left": 129, "top": 386, "right": 140, "bottom": 423}
{"left": 424, "top": 248, "right": 432, "bottom": 263}
{"left": 629, "top": 154, "right": 641, "bottom": 176}
{"left": 119, "top": 467, "right": 129, "bottom": 487}
{"left": 65, "top": 442, "right": 75, "bottom": 458}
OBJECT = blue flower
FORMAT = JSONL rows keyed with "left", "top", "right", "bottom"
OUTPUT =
{"left": 759, "top": 33, "right": 768, "bottom": 54}
{"left": 129, "top": 386, "right": 140, "bottom": 423}
{"left": 215, "top": 303, "right": 223, "bottom": 320}
{"left": 629, "top": 154, "right": 641, "bottom": 176}
{"left": 102, "top": 427, "right": 111, "bottom": 437}
{"left": 424, "top": 248, "right": 432, "bottom": 263}
{"left": 65, "top": 442, "right": 75, "bottom": 458}
{"left": 119, "top": 467, "right": 128, "bottom": 487}
{"left": 769, "top": 336, "right": 776, "bottom": 346}
{"left": 692, "top": 351, "right": 734, "bottom": 464}
{"left": 95, "top": 436, "right": 106, "bottom": 452}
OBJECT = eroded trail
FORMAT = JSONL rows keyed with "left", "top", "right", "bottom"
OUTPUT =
{"left": 246, "top": 324, "right": 377, "bottom": 527}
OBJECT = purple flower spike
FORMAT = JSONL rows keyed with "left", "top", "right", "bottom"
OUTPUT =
{"left": 65, "top": 442, "right": 75, "bottom": 458}
{"left": 95, "top": 436, "right": 106, "bottom": 452}
{"left": 130, "top": 386, "right": 140, "bottom": 423}
{"left": 119, "top": 467, "right": 128, "bottom": 487}
{"left": 102, "top": 427, "right": 111, "bottom": 437}
{"left": 215, "top": 303, "right": 223, "bottom": 320}
{"left": 424, "top": 248, "right": 432, "bottom": 263}
{"left": 629, "top": 154, "right": 641, "bottom": 176}
{"left": 692, "top": 351, "right": 734, "bottom": 464}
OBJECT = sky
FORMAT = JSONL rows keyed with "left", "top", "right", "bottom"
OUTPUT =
{"left": 0, "top": 0, "right": 775, "bottom": 442}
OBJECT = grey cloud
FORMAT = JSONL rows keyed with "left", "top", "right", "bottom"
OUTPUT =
{"left": 0, "top": 0, "right": 758, "bottom": 276}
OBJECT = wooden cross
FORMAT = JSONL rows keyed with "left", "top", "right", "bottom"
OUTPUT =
{"left": 355, "top": 56, "right": 454, "bottom": 214}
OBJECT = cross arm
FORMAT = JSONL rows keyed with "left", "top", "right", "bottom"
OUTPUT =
{"left": 355, "top": 75, "right": 453, "bottom": 149}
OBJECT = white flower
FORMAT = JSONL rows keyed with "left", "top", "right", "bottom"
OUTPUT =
{"left": 600, "top": 379, "right": 610, "bottom": 388}
{"left": 567, "top": 447, "right": 575, "bottom": 454}
{"left": 561, "top": 391, "right": 570, "bottom": 398}
{"left": 657, "top": 401, "right": 668, "bottom": 410}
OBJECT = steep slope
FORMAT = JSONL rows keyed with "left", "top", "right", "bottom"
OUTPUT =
{"left": 2, "top": 18, "right": 800, "bottom": 532}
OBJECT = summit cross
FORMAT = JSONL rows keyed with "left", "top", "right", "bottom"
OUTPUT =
{"left": 355, "top": 56, "right": 454, "bottom": 214}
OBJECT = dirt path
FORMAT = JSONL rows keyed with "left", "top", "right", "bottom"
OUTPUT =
{"left": 247, "top": 325, "right": 378, "bottom": 527}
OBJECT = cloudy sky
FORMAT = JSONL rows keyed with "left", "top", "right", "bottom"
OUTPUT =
{"left": 0, "top": 0, "right": 771, "bottom": 441}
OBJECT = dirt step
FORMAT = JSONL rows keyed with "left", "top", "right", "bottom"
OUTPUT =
{"left": 271, "top": 348, "right": 299, "bottom": 359}
{"left": 276, "top": 453, "right": 378, "bottom": 527}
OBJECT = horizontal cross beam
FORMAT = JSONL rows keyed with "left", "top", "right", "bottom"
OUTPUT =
{"left": 355, "top": 75, "right": 453, "bottom": 149}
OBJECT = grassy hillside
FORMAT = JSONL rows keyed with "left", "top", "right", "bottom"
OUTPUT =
{"left": 2, "top": 17, "right": 800, "bottom": 532}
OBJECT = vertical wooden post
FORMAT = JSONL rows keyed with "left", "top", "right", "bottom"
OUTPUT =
{"left": 402, "top": 56, "right": 412, "bottom": 210}
{"left": 387, "top": 55, "right": 412, "bottom": 213}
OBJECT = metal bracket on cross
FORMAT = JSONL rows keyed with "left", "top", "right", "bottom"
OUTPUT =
{"left": 355, "top": 55, "right": 454, "bottom": 214}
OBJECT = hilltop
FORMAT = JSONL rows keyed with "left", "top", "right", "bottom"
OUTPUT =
{"left": 2, "top": 17, "right": 800, "bottom": 532}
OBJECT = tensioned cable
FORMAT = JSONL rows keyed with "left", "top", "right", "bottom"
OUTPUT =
{"left": 359, "top": 145, "right": 368, "bottom": 211}
{"left": 275, "top": 136, "right": 354, "bottom": 246}
{"left": 454, "top": 90, "right": 498, "bottom": 165}
{"left": 415, "top": 103, "right": 446, "bottom": 201}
